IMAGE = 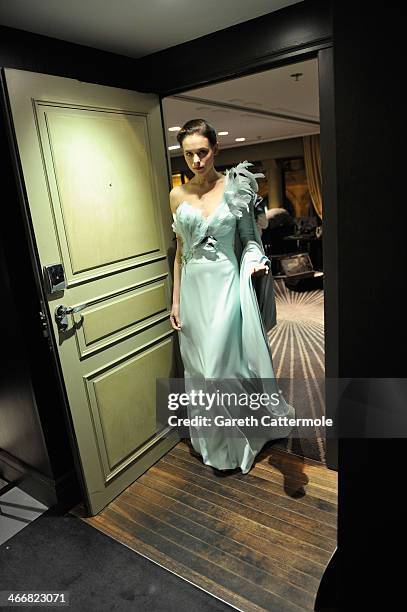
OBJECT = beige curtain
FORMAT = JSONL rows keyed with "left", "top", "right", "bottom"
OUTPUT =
{"left": 303, "top": 134, "right": 322, "bottom": 219}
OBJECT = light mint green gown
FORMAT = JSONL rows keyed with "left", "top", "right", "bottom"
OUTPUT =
{"left": 172, "top": 161, "right": 295, "bottom": 473}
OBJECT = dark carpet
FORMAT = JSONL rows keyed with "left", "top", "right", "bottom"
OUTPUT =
{"left": 0, "top": 506, "right": 232, "bottom": 611}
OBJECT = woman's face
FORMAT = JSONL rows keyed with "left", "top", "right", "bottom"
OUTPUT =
{"left": 182, "top": 133, "right": 218, "bottom": 178}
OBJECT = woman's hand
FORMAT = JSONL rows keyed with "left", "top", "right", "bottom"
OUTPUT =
{"left": 251, "top": 263, "right": 269, "bottom": 276}
{"left": 170, "top": 303, "right": 182, "bottom": 331}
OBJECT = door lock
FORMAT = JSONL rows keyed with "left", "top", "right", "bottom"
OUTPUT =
{"left": 55, "top": 302, "right": 90, "bottom": 332}
{"left": 43, "top": 263, "right": 66, "bottom": 294}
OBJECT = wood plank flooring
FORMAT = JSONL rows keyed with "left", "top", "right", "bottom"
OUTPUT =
{"left": 74, "top": 440, "right": 337, "bottom": 611}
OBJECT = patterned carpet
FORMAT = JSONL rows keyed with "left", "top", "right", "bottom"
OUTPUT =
{"left": 267, "top": 279, "right": 326, "bottom": 464}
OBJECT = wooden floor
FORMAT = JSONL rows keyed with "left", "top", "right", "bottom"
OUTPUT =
{"left": 75, "top": 440, "right": 337, "bottom": 612}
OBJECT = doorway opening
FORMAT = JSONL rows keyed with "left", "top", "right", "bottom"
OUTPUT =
{"left": 162, "top": 57, "right": 326, "bottom": 465}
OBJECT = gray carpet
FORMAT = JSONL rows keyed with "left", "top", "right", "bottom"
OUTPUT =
{"left": 0, "top": 507, "right": 232, "bottom": 611}
{"left": 268, "top": 279, "right": 326, "bottom": 463}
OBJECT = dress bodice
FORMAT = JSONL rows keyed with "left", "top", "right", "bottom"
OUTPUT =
{"left": 172, "top": 161, "right": 265, "bottom": 267}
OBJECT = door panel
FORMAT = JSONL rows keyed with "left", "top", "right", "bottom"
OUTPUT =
{"left": 78, "top": 280, "right": 168, "bottom": 351}
{"left": 3, "top": 68, "right": 179, "bottom": 515}
{"left": 44, "top": 107, "right": 160, "bottom": 273}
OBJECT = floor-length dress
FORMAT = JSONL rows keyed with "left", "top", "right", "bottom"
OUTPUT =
{"left": 172, "top": 161, "right": 295, "bottom": 473}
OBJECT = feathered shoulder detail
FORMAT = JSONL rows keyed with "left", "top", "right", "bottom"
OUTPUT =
{"left": 224, "top": 160, "right": 265, "bottom": 218}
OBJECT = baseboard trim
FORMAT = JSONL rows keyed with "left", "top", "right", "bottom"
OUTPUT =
{"left": 0, "top": 449, "right": 81, "bottom": 509}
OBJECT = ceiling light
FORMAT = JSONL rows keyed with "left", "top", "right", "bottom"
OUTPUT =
{"left": 235, "top": 137, "right": 246, "bottom": 142}
{"left": 218, "top": 131, "right": 229, "bottom": 136}
{"left": 168, "top": 145, "right": 180, "bottom": 150}
{"left": 168, "top": 126, "right": 181, "bottom": 131}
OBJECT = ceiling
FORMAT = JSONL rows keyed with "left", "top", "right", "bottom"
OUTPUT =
{"left": 0, "top": 0, "right": 303, "bottom": 59}
{"left": 163, "top": 58, "right": 319, "bottom": 155}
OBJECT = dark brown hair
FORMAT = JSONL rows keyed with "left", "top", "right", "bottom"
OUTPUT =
{"left": 176, "top": 119, "right": 217, "bottom": 148}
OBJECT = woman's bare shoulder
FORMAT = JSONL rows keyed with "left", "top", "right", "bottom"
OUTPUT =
{"left": 169, "top": 184, "right": 189, "bottom": 214}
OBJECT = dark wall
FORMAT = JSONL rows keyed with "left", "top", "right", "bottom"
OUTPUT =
{"left": 0, "top": 221, "right": 52, "bottom": 476}
{"left": 332, "top": 4, "right": 403, "bottom": 607}
{"left": 332, "top": 9, "right": 403, "bottom": 377}
{"left": 136, "top": 0, "right": 332, "bottom": 94}
{"left": 0, "top": 24, "right": 144, "bottom": 90}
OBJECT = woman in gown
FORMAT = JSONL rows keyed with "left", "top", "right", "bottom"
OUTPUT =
{"left": 169, "top": 119, "right": 295, "bottom": 474}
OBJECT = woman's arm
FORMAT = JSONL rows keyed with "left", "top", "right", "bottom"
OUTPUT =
{"left": 237, "top": 202, "right": 270, "bottom": 276}
{"left": 169, "top": 189, "right": 183, "bottom": 330}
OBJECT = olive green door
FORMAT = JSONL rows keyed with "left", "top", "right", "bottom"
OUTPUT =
{"left": 3, "top": 68, "right": 179, "bottom": 515}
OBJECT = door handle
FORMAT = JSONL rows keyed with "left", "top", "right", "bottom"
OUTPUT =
{"left": 55, "top": 302, "right": 90, "bottom": 332}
